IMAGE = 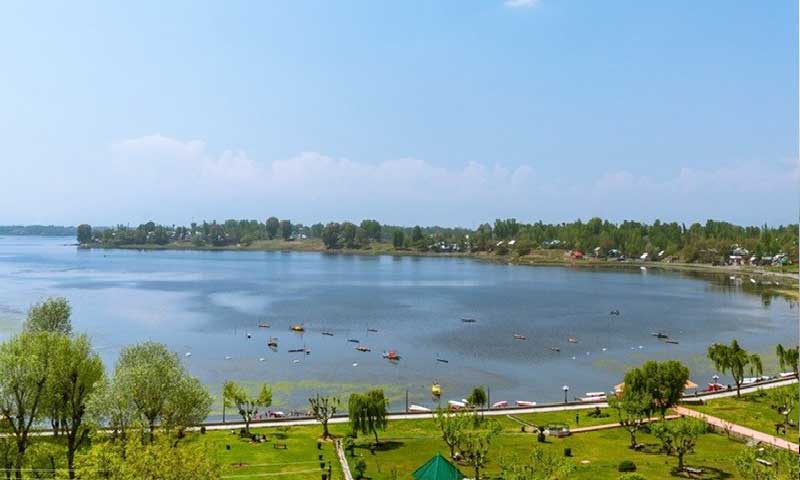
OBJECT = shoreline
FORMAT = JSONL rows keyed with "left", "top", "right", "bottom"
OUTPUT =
{"left": 80, "top": 241, "right": 799, "bottom": 295}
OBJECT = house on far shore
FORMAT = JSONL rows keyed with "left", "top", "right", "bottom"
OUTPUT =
{"left": 570, "top": 250, "right": 584, "bottom": 259}
{"left": 607, "top": 248, "right": 621, "bottom": 258}
{"left": 593, "top": 246, "right": 602, "bottom": 258}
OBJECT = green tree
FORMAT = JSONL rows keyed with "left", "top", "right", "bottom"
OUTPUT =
{"left": 433, "top": 408, "right": 469, "bottom": 459}
{"left": 163, "top": 376, "right": 213, "bottom": 437}
{"left": 353, "top": 457, "right": 367, "bottom": 479}
{"left": 392, "top": 230, "right": 405, "bottom": 249}
{"left": 279, "top": 219, "right": 293, "bottom": 240}
{"left": 308, "top": 394, "right": 339, "bottom": 440}
{"left": 499, "top": 447, "right": 575, "bottom": 480}
{"left": 360, "top": 220, "right": 382, "bottom": 241}
{"left": 222, "top": 381, "right": 272, "bottom": 435}
{"left": 467, "top": 386, "right": 487, "bottom": 409}
{"left": 49, "top": 334, "right": 105, "bottom": 479}
{"left": 457, "top": 418, "right": 500, "bottom": 480}
{"left": 411, "top": 226, "right": 424, "bottom": 243}
{"left": 623, "top": 360, "right": 689, "bottom": 417}
{"left": 775, "top": 344, "right": 799, "bottom": 377}
{"left": 768, "top": 387, "right": 797, "bottom": 426}
{"left": 341, "top": 222, "right": 357, "bottom": 248}
{"left": 321, "top": 223, "right": 341, "bottom": 249}
{"left": 735, "top": 444, "right": 800, "bottom": 480}
{"left": 265, "top": 217, "right": 280, "bottom": 240}
{"left": 707, "top": 340, "right": 763, "bottom": 397}
{"left": 76, "top": 224, "right": 92, "bottom": 244}
{"left": 113, "top": 342, "right": 210, "bottom": 440}
{"left": 650, "top": 418, "right": 706, "bottom": 471}
{"left": 23, "top": 297, "right": 72, "bottom": 335}
{"left": 348, "top": 390, "right": 388, "bottom": 444}
{"left": 608, "top": 392, "right": 652, "bottom": 448}
{"left": 76, "top": 434, "right": 220, "bottom": 480}
{"left": 0, "top": 332, "right": 56, "bottom": 480}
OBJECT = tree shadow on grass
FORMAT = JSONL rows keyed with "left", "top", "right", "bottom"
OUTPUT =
{"left": 354, "top": 440, "right": 405, "bottom": 452}
{"left": 668, "top": 465, "right": 732, "bottom": 480}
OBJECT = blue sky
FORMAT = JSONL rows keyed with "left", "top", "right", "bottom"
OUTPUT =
{"left": 1, "top": 1, "right": 797, "bottom": 227}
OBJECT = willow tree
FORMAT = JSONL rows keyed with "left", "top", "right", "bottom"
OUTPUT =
{"left": 348, "top": 390, "right": 388, "bottom": 444}
{"left": 776, "top": 344, "right": 799, "bottom": 377}
{"left": 23, "top": 297, "right": 72, "bottom": 335}
{"left": 707, "top": 340, "right": 763, "bottom": 397}
{"left": 222, "top": 381, "right": 272, "bottom": 435}
{"left": 623, "top": 360, "right": 689, "bottom": 417}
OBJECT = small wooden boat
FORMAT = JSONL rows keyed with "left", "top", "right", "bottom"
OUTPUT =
{"left": 609, "top": 310, "right": 620, "bottom": 315}
{"left": 288, "top": 348, "right": 305, "bottom": 353}
{"left": 382, "top": 350, "right": 400, "bottom": 361}
{"left": 291, "top": 325, "right": 305, "bottom": 332}
{"left": 347, "top": 339, "right": 360, "bottom": 343}
{"left": 549, "top": 347, "right": 561, "bottom": 352}
{"left": 355, "top": 345, "right": 371, "bottom": 352}
{"left": 258, "top": 323, "right": 270, "bottom": 328}
{"left": 436, "top": 358, "right": 449, "bottom": 364}
{"left": 431, "top": 383, "right": 442, "bottom": 397}
{"left": 367, "top": 328, "right": 378, "bottom": 333}
{"left": 267, "top": 337, "right": 278, "bottom": 349}
{"left": 514, "top": 334, "right": 526, "bottom": 340}
{"left": 663, "top": 339, "right": 679, "bottom": 345}
{"left": 322, "top": 332, "right": 334, "bottom": 336}
{"left": 408, "top": 404, "right": 432, "bottom": 413}
{"left": 568, "top": 337, "right": 578, "bottom": 343}
{"left": 651, "top": 332, "right": 669, "bottom": 339}
{"left": 460, "top": 318, "right": 477, "bottom": 323}
{"left": 516, "top": 400, "right": 537, "bottom": 407}
{"left": 246, "top": 333, "right": 252, "bottom": 339}
{"left": 491, "top": 400, "right": 508, "bottom": 408}
{"left": 580, "top": 392, "right": 607, "bottom": 402}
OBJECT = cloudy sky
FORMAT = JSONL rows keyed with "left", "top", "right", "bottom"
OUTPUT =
{"left": 1, "top": 1, "right": 797, "bottom": 227}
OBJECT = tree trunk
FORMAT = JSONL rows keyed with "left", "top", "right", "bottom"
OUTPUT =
{"left": 373, "top": 429, "right": 379, "bottom": 445}
{"left": 677, "top": 452, "right": 684, "bottom": 470}
{"left": 474, "top": 465, "right": 480, "bottom": 480}
{"left": 448, "top": 444, "right": 455, "bottom": 459}
{"left": 629, "top": 429, "right": 637, "bottom": 448}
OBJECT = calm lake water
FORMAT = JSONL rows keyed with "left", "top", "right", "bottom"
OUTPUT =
{"left": 0, "top": 236, "right": 794, "bottom": 414}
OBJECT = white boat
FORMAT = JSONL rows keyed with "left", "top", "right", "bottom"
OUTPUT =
{"left": 408, "top": 404, "right": 432, "bottom": 413}
{"left": 515, "top": 400, "right": 537, "bottom": 407}
{"left": 580, "top": 392, "right": 606, "bottom": 402}
{"left": 492, "top": 400, "right": 508, "bottom": 408}
{"left": 779, "top": 371, "right": 798, "bottom": 378}
{"left": 447, "top": 400, "right": 466, "bottom": 409}
{"left": 750, "top": 278, "right": 757, "bottom": 284}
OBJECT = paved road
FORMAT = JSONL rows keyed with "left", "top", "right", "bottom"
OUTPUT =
{"left": 676, "top": 406, "right": 799, "bottom": 453}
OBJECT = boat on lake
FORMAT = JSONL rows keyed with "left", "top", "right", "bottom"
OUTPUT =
{"left": 267, "top": 337, "right": 278, "bottom": 349}
{"left": 461, "top": 318, "right": 477, "bottom": 323}
{"left": 550, "top": 347, "right": 560, "bottom": 352}
{"left": 291, "top": 324, "right": 305, "bottom": 332}
{"left": 448, "top": 400, "right": 466, "bottom": 410}
{"left": 514, "top": 334, "right": 526, "bottom": 340}
{"left": 491, "top": 400, "right": 508, "bottom": 408}
{"left": 347, "top": 339, "right": 360, "bottom": 343}
{"left": 436, "top": 358, "right": 449, "bottom": 363}
{"left": 652, "top": 332, "right": 669, "bottom": 339}
{"left": 408, "top": 404, "right": 431, "bottom": 413}
{"left": 322, "top": 332, "right": 334, "bottom": 336}
{"left": 258, "top": 323, "right": 270, "bottom": 328}
{"left": 568, "top": 337, "right": 578, "bottom": 343}
{"left": 580, "top": 391, "right": 607, "bottom": 402}
{"left": 355, "top": 345, "right": 371, "bottom": 352}
{"left": 516, "top": 400, "right": 537, "bottom": 407}
{"left": 382, "top": 350, "right": 400, "bottom": 361}
{"left": 367, "top": 328, "right": 378, "bottom": 333}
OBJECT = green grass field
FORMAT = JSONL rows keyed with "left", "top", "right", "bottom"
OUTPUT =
{"left": 692, "top": 385, "right": 799, "bottom": 438}
{"left": 188, "top": 407, "right": 750, "bottom": 480}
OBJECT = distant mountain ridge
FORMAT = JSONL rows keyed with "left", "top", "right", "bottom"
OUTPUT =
{"left": 0, "top": 225, "right": 77, "bottom": 236}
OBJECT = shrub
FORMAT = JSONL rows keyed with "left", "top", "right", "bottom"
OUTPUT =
{"left": 564, "top": 447, "right": 572, "bottom": 457}
{"left": 618, "top": 460, "right": 637, "bottom": 472}
{"left": 354, "top": 458, "right": 367, "bottom": 479}
{"left": 537, "top": 431, "right": 546, "bottom": 442}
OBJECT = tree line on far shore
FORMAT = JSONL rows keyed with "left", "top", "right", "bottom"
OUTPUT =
{"left": 78, "top": 216, "right": 798, "bottom": 264}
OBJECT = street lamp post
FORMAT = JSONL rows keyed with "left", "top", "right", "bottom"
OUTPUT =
{"left": 712, "top": 374, "right": 719, "bottom": 385}
{"left": 562, "top": 385, "right": 569, "bottom": 404}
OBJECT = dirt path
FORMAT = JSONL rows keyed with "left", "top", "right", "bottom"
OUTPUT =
{"left": 335, "top": 439, "right": 354, "bottom": 480}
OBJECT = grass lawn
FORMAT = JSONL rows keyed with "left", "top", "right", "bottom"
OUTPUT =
{"left": 692, "top": 385, "right": 798, "bottom": 438}
{"left": 337, "top": 417, "right": 747, "bottom": 480}
{"left": 190, "top": 425, "right": 340, "bottom": 480}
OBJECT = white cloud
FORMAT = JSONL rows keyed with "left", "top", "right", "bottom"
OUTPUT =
{"left": 9, "top": 134, "right": 791, "bottom": 227}
{"left": 504, "top": 0, "right": 540, "bottom": 8}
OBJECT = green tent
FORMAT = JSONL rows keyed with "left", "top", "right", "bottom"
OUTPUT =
{"left": 412, "top": 453, "right": 465, "bottom": 480}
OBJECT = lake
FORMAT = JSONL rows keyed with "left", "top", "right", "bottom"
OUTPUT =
{"left": 0, "top": 236, "right": 794, "bottom": 415}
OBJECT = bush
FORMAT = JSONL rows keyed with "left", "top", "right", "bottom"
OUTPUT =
{"left": 564, "top": 447, "right": 572, "bottom": 457}
{"left": 354, "top": 458, "right": 367, "bottom": 479}
{"left": 537, "top": 431, "right": 546, "bottom": 443}
{"left": 618, "top": 460, "right": 637, "bottom": 472}
{"left": 618, "top": 474, "right": 647, "bottom": 480}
